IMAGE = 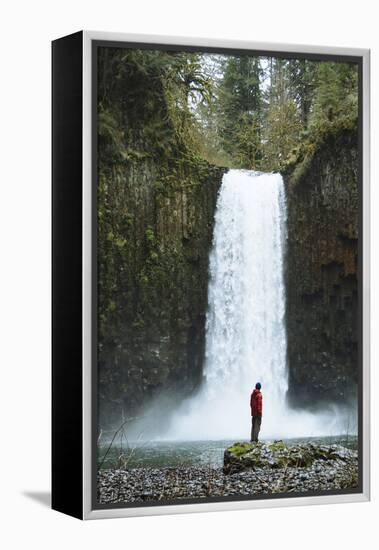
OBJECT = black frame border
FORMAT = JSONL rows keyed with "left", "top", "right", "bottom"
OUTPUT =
{"left": 52, "top": 30, "right": 84, "bottom": 519}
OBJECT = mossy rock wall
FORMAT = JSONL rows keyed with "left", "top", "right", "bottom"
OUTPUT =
{"left": 97, "top": 49, "right": 225, "bottom": 428}
{"left": 98, "top": 160, "right": 223, "bottom": 428}
{"left": 284, "top": 130, "right": 359, "bottom": 408}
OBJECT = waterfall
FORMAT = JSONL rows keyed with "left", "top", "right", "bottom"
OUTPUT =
{"left": 165, "top": 169, "right": 355, "bottom": 441}
{"left": 203, "top": 169, "right": 288, "bottom": 413}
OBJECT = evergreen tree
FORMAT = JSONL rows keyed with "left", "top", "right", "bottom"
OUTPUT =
{"left": 286, "top": 59, "right": 317, "bottom": 126}
{"left": 217, "top": 56, "right": 263, "bottom": 168}
{"left": 261, "top": 58, "right": 304, "bottom": 170}
{"left": 309, "top": 61, "right": 358, "bottom": 135}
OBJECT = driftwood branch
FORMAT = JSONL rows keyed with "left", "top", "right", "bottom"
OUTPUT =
{"left": 98, "top": 416, "right": 146, "bottom": 470}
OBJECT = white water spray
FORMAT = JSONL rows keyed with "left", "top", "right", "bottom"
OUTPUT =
{"left": 165, "top": 169, "right": 356, "bottom": 441}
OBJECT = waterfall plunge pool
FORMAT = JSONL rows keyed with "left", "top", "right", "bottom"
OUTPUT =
{"left": 98, "top": 435, "right": 358, "bottom": 470}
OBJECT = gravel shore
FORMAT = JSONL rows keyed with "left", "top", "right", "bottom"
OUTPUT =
{"left": 97, "top": 449, "right": 358, "bottom": 504}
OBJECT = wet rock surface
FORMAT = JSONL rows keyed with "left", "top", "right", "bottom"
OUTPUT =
{"left": 97, "top": 48, "right": 227, "bottom": 429}
{"left": 223, "top": 440, "right": 357, "bottom": 473}
{"left": 97, "top": 441, "right": 358, "bottom": 504}
{"left": 284, "top": 130, "right": 359, "bottom": 407}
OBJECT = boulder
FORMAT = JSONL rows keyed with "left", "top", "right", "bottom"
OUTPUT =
{"left": 223, "top": 440, "right": 355, "bottom": 474}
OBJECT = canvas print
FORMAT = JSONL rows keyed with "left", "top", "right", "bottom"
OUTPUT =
{"left": 95, "top": 44, "right": 360, "bottom": 507}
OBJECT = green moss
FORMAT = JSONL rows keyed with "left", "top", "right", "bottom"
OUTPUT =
{"left": 145, "top": 227, "right": 155, "bottom": 243}
{"left": 227, "top": 442, "right": 255, "bottom": 457}
{"left": 268, "top": 440, "right": 286, "bottom": 451}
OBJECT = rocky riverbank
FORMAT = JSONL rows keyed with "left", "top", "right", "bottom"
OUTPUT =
{"left": 97, "top": 441, "right": 358, "bottom": 504}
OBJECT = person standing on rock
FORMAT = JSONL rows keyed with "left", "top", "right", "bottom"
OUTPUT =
{"left": 250, "top": 382, "right": 263, "bottom": 443}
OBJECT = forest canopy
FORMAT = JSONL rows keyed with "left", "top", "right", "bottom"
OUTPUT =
{"left": 98, "top": 48, "right": 359, "bottom": 172}
{"left": 190, "top": 53, "right": 358, "bottom": 171}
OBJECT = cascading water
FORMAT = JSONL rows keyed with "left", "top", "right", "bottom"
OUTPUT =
{"left": 166, "top": 169, "right": 356, "bottom": 441}
{"left": 203, "top": 169, "right": 288, "bottom": 419}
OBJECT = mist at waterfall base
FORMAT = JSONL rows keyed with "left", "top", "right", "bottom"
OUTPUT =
{"left": 156, "top": 169, "right": 357, "bottom": 442}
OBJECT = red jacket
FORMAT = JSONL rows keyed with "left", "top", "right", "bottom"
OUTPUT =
{"left": 250, "top": 389, "right": 262, "bottom": 417}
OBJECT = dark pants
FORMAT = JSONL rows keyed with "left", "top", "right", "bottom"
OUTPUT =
{"left": 251, "top": 416, "right": 262, "bottom": 442}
